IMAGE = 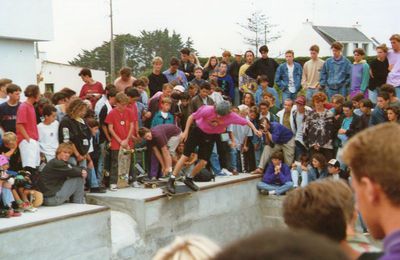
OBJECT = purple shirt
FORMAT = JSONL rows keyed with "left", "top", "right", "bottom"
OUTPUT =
{"left": 149, "top": 124, "right": 181, "bottom": 149}
{"left": 192, "top": 105, "right": 248, "bottom": 134}
{"left": 381, "top": 229, "right": 400, "bottom": 260}
{"left": 387, "top": 50, "right": 400, "bottom": 87}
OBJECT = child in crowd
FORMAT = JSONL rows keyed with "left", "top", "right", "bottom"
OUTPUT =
{"left": 138, "top": 76, "right": 150, "bottom": 98}
{"left": 255, "top": 75, "right": 280, "bottom": 108}
{"left": 290, "top": 153, "right": 311, "bottom": 188}
{"left": 262, "top": 92, "right": 280, "bottom": 115}
{"left": 12, "top": 168, "right": 42, "bottom": 212}
{"left": 190, "top": 67, "right": 206, "bottom": 86}
{"left": 133, "top": 79, "right": 149, "bottom": 107}
{"left": 0, "top": 155, "right": 21, "bottom": 217}
{"left": 228, "top": 105, "right": 254, "bottom": 174}
{"left": 38, "top": 105, "right": 59, "bottom": 162}
{"left": 178, "top": 93, "right": 191, "bottom": 131}
{"left": 105, "top": 93, "right": 134, "bottom": 191}
{"left": 257, "top": 151, "right": 293, "bottom": 195}
{"left": 187, "top": 84, "right": 198, "bottom": 100}
{"left": 151, "top": 97, "right": 174, "bottom": 127}
{"left": 0, "top": 132, "right": 22, "bottom": 171}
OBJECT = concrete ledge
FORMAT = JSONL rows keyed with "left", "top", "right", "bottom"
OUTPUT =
{"left": 86, "top": 174, "right": 285, "bottom": 259}
{"left": 0, "top": 204, "right": 112, "bottom": 260}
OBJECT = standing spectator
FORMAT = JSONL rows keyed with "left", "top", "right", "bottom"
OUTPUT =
{"left": 114, "top": 67, "right": 136, "bottom": 93}
{"left": 105, "top": 93, "right": 134, "bottom": 191}
{"left": 387, "top": 34, "right": 400, "bottom": 98}
{"left": 16, "top": 85, "right": 41, "bottom": 171}
{"left": 350, "top": 48, "right": 370, "bottom": 99}
{"left": 242, "top": 92, "right": 255, "bottom": 107}
{"left": 303, "top": 92, "right": 336, "bottom": 160}
{"left": 257, "top": 151, "right": 293, "bottom": 196}
{"left": 245, "top": 45, "right": 279, "bottom": 90}
{"left": 229, "top": 51, "right": 244, "bottom": 106}
{"left": 291, "top": 96, "right": 312, "bottom": 160}
{"left": 38, "top": 105, "right": 59, "bottom": 162}
{"left": 370, "top": 92, "right": 390, "bottom": 126}
{"left": 0, "top": 78, "right": 12, "bottom": 104}
{"left": 190, "top": 67, "right": 206, "bottom": 87}
{"left": 132, "top": 79, "right": 149, "bottom": 107}
{"left": 190, "top": 82, "right": 214, "bottom": 113}
{"left": 94, "top": 84, "right": 116, "bottom": 117}
{"left": 276, "top": 99, "right": 294, "bottom": 130}
{"left": 343, "top": 123, "right": 400, "bottom": 260}
{"left": 255, "top": 75, "right": 280, "bottom": 108}
{"left": 258, "top": 101, "right": 278, "bottom": 123}
{"left": 369, "top": 44, "right": 389, "bottom": 104}
{"left": 217, "top": 61, "right": 235, "bottom": 101}
{"left": 203, "top": 56, "right": 219, "bottom": 80}
{"left": 275, "top": 50, "right": 303, "bottom": 103}
{"left": 320, "top": 42, "right": 352, "bottom": 100}
{"left": 0, "top": 84, "right": 21, "bottom": 133}
{"left": 179, "top": 48, "right": 195, "bottom": 82}
{"left": 163, "top": 57, "right": 188, "bottom": 89}
{"left": 302, "top": 45, "right": 325, "bottom": 104}
{"left": 189, "top": 53, "right": 202, "bottom": 68}
{"left": 78, "top": 68, "right": 104, "bottom": 109}
{"left": 148, "top": 57, "right": 169, "bottom": 97}
{"left": 55, "top": 88, "right": 76, "bottom": 122}
{"left": 221, "top": 50, "right": 232, "bottom": 66}
{"left": 239, "top": 50, "right": 256, "bottom": 94}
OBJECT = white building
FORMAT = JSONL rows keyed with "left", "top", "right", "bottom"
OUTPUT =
{"left": 283, "top": 21, "right": 376, "bottom": 57}
{"left": 0, "top": 0, "right": 53, "bottom": 88}
{"left": 38, "top": 60, "right": 106, "bottom": 94}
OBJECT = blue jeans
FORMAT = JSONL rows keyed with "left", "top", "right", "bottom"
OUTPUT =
{"left": 257, "top": 181, "right": 293, "bottom": 195}
{"left": 291, "top": 169, "right": 308, "bottom": 187}
{"left": 97, "top": 142, "right": 110, "bottom": 184}
{"left": 210, "top": 144, "right": 222, "bottom": 175}
{"left": 69, "top": 157, "right": 99, "bottom": 188}
{"left": 1, "top": 187, "right": 14, "bottom": 206}
{"left": 294, "top": 141, "right": 307, "bottom": 161}
{"left": 395, "top": 86, "right": 400, "bottom": 99}
{"left": 282, "top": 90, "right": 297, "bottom": 104}
{"left": 268, "top": 87, "right": 281, "bottom": 108}
{"left": 326, "top": 87, "right": 347, "bottom": 101}
{"left": 306, "top": 88, "right": 319, "bottom": 104}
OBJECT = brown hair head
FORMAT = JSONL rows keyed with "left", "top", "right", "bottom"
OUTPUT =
{"left": 66, "top": 99, "right": 87, "bottom": 119}
{"left": 309, "top": 45, "right": 320, "bottom": 53}
{"left": 312, "top": 92, "right": 327, "bottom": 105}
{"left": 331, "top": 41, "right": 343, "bottom": 51}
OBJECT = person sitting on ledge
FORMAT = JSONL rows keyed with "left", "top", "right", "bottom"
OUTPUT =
{"left": 38, "top": 143, "right": 87, "bottom": 206}
{"left": 257, "top": 151, "right": 293, "bottom": 195}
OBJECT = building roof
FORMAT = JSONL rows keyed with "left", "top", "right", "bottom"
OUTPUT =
{"left": 312, "top": 26, "right": 372, "bottom": 44}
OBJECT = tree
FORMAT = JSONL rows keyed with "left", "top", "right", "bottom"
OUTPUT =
{"left": 69, "top": 29, "right": 196, "bottom": 81}
{"left": 238, "top": 11, "right": 281, "bottom": 57}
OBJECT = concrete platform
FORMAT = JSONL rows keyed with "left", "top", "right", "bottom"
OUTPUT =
{"left": 86, "top": 174, "right": 285, "bottom": 259}
{"left": 0, "top": 204, "right": 111, "bottom": 260}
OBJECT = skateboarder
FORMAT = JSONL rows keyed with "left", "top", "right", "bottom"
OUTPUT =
{"left": 166, "top": 101, "right": 262, "bottom": 194}
{"left": 139, "top": 124, "right": 182, "bottom": 179}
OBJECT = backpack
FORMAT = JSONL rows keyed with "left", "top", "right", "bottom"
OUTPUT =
{"left": 193, "top": 168, "right": 215, "bottom": 182}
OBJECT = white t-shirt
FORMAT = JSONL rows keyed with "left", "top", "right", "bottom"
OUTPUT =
{"left": 38, "top": 121, "right": 59, "bottom": 161}
{"left": 228, "top": 123, "right": 253, "bottom": 149}
{"left": 295, "top": 112, "right": 305, "bottom": 143}
{"left": 287, "top": 64, "right": 295, "bottom": 93}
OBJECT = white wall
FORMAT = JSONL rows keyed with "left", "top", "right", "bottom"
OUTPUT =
{"left": 0, "top": 0, "right": 53, "bottom": 41}
{"left": 0, "top": 38, "right": 36, "bottom": 88}
{"left": 39, "top": 61, "right": 106, "bottom": 94}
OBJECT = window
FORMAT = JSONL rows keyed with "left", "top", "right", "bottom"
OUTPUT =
{"left": 45, "top": 83, "right": 54, "bottom": 93}
{"left": 362, "top": 43, "right": 369, "bottom": 55}
{"left": 343, "top": 43, "right": 349, "bottom": 56}
{"left": 353, "top": 43, "right": 359, "bottom": 49}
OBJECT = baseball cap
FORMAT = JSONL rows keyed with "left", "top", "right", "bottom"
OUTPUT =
{"left": 328, "top": 159, "right": 340, "bottom": 168}
{"left": 295, "top": 96, "right": 306, "bottom": 106}
{"left": 173, "top": 85, "right": 185, "bottom": 93}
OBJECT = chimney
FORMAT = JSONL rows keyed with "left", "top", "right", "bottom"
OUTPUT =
{"left": 303, "top": 19, "right": 313, "bottom": 26}
{"left": 352, "top": 21, "right": 361, "bottom": 29}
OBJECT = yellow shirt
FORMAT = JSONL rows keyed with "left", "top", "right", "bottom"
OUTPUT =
{"left": 239, "top": 63, "right": 257, "bottom": 93}
{"left": 301, "top": 59, "right": 324, "bottom": 89}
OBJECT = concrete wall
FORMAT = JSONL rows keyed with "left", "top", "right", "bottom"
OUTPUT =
{"left": 87, "top": 177, "right": 285, "bottom": 259}
{"left": 38, "top": 61, "right": 107, "bottom": 94}
{"left": 0, "top": 0, "right": 53, "bottom": 41}
{"left": 0, "top": 38, "right": 36, "bottom": 88}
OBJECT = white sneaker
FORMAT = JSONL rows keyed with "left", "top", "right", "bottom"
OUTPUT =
{"left": 131, "top": 181, "right": 140, "bottom": 188}
{"left": 221, "top": 168, "right": 233, "bottom": 176}
{"left": 109, "top": 184, "right": 118, "bottom": 191}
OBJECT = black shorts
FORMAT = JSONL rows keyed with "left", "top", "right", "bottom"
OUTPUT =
{"left": 183, "top": 127, "right": 219, "bottom": 161}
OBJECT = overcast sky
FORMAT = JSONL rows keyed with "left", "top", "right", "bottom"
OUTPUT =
{"left": 40, "top": 0, "right": 399, "bottom": 63}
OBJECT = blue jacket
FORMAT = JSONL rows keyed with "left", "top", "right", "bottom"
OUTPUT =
{"left": 320, "top": 56, "right": 352, "bottom": 90}
{"left": 275, "top": 62, "right": 303, "bottom": 93}
{"left": 369, "top": 106, "right": 387, "bottom": 126}
{"left": 270, "top": 122, "right": 293, "bottom": 144}
{"left": 262, "top": 163, "right": 292, "bottom": 185}
{"left": 255, "top": 85, "right": 281, "bottom": 108}
{"left": 308, "top": 167, "right": 329, "bottom": 182}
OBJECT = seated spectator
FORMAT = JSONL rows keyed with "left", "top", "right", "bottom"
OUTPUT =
{"left": 153, "top": 235, "right": 220, "bottom": 260}
{"left": 308, "top": 153, "right": 329, "bottom": 182}
{"left": 0, "top": 132, "right": 22, "bottom": 171}
{"left": 290, "top": 153, "right": 311, "bottom": 188}
{"left": 343, "top": 123, "right": 400, "bottom": 260}
{"left": 327, "top": 159, "right": 350, "bottom": 181}
{"left": 39, "top": 143, "right": 86, "bottom": 206}
{"left": 257, "top": 151, "right": 293, "bottom": 195}
{"left": 387, "top": 106, "right": 400, "bottom": 123}
{"left": 380, "top": 84, "right": 400, "bottom": 107}
{"left": 370, "top": 92, "right": 390, "bottom": 126}
{"left": 214, "top": 229, "right": 348, "bottom": 260}
{"left": 359, "top": 99, "right": 373, "bottom": 130}
{"left": 283, "top": 179, "right": 381, "bottom": 260}
{"left": 351, "top": 93, "right": 365, "bottom": 116}
{"left": 0, "top": 155, "right": 21, "bottom": 217}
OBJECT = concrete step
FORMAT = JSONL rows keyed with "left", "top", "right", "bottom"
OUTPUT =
{"left": 0, "top": 204, "right": 111, "bottom": 260}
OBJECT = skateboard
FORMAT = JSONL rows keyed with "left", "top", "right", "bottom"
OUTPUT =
{"left": 117, "top": 148, "right": 134, "bottom": 188}
{"left": 142, "top": 179, "right": 167, "bottom": 189}
{"left": 162, "top": 184, "right": 195, "bottom": 200}
{"left": 133, "top": 147, "right": 147, "bottom": 176}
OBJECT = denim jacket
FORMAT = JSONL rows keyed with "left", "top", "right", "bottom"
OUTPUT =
{"left": 275, "top": 62, "right": 303, "bottom": 93}
{"left": 320, "top": 56, "right": 352, "bottom": 90}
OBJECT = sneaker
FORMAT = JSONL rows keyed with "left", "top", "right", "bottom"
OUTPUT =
{"left": 109, "top": 184, "right": 118, "bottom": 191}
{"left": 7, "top": 209, "right": 21, "bottom": 217}
{"left": 90, "top": 187, "right": 107, "bottom": 193}
{"left": 131, "top": 181, "right": 140, "bottom": 188}
{"left": 221, "top": 168, "right": 233, "bottom": 176}
{"left": 166, "top": 178, "right": 176, "bottom": 194}
{"left": 183, "top": 177, "right": 199, "bottom": 191}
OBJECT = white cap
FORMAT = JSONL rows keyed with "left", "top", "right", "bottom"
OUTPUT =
{"left": 173, "top": 85, "right": 185, "bottom": 93}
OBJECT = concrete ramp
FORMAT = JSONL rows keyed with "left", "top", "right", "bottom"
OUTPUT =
{"left": 87, "top": 174, "right": 285, "bottom": 259}
{"left": 0, "top": 204, "right": 111, "bottom": 260}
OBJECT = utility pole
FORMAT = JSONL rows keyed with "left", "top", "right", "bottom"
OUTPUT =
{"left": 264, "top": 24, "right": 267, "bottom": 45}
{"left": 109, "top": 0, "right": 115, "bottom": 82}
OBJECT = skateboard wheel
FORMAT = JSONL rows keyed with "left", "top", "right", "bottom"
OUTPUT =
{"left": 152, "top": 184, "right": 157, "bottom": 189}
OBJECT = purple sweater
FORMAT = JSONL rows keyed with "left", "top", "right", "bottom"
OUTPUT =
{"left": 262, "top": 163, "right": 292, "bottom": 185}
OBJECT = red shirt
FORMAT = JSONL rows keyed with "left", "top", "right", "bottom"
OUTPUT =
{"left": 127, "top": 103, "right": 139, "bottom": 136}
{"left": 79, "top": 81, "right": 104, "bottom": 108}
{"left": 105, "top": 108, "right": 134, "bottom": 150}
{"left": 16, "top": 102, "right": 39, "bottom": 143}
